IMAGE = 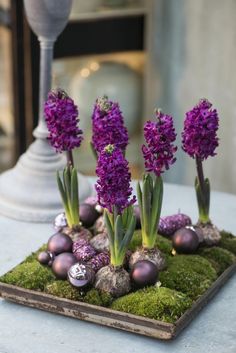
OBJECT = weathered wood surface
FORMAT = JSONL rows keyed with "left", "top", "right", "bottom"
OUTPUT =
{"left": 0, "top": 263, "right": 235, "bottom": 340}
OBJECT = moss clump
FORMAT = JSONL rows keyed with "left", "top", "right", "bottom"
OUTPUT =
{"left": 0, "top": 260, "right": 55, "bottom": 291}
{"left": 46, "top": 280, "right": 83, "bottom": 300}
{"left": 111, "top": 286, "right": 192, "bottom": 323}
{"left": 198, "top": 247, "right": 236, "bottom": 275}
{"left": 219, "top": 231, "right": 236, "bottom": 255}
{"left": 24, "top": 244, "right": 47, "bottom": 263}
{"left": 159, "top": 255, "right": 217, "bottom": 300}
{"left": 84, "top": 289, "right": 113, "bottom": 307}
{"left": 46, "top": 281, "right": 112, "bottom": 307}
{"left": 129, "top": 230, "right": 172, "bottom": 255}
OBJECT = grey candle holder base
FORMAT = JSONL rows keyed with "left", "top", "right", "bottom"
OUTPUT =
{"left": 0, "top": 139, "right": 92, "bottom": 222}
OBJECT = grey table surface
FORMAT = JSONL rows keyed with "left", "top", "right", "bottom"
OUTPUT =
{"left": 0, "top": 182, "right": 236, "bottom": 353}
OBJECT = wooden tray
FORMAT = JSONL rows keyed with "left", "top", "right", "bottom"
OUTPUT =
{"left": 0, "top": 263, "right": 235, "bottom": 340}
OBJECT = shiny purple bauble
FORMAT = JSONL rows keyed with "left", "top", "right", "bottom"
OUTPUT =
{"left": 172, "top": 227, "right": 200, "bottom": 254}
{"left": 54, "top": 212, "right": 67, "bottom": 230}
{"left": 133, "top": 205, "right": 141, "bottom": 229}
{"left": 130, "top": 260, "right": 159, "bottom": 288}
{"left": 37, "top": 251, "right": 51, "bottom": 265}
{"left": 52, "top": 253, "right": 77, "bottom": 279}
{"left": 79, "top": 203, "right": 99, "bottom": 228}
{"left": 68, "top": 263, "right": 95, "bottom": 288}
{"left": 47, "top": 232, "right": 73, "bottom": 255}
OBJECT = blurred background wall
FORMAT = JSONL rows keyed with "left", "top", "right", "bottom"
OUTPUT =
{"left": 0, "top": 0, "right": 235, "bottom": 194}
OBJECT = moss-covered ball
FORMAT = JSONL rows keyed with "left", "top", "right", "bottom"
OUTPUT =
{"left": 111, "top": 286, "right": 192, "bottom": 323}
{"left": 46, "top": 281, "right": 112, "bottom": 307}
{"left": 198, "top": 247, "right": 236, "bottom": 274}
{"left": 219, "top": 231, "right": 236, "bottom": 255}
{"left": 159, "top": 255, "right": 217, "bottom": 300}
{"left": 129, "top": 230, "right": 172, "bottom": 255}
{"left": 0, "top": 260, "right": 55, "bottom": 291}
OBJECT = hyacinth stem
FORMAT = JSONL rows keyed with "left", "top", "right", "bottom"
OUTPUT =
{"left": 66, "top": 150, "right": 74, "bottom": 167}
{"left": 57, "top": 166, "right": 80, "bottom": 228}
{"left": 104, "top": 206, "right": 136, "bottom": 267}
{"left": 137, "top": 174, "right": 163, "bottom": 249}
{"left": 195, "top": 157, "right": 210, "bottom": 224}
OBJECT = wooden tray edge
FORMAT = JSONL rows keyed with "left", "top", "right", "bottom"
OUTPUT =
{"left": 0, "top": 263, "right": 235, "bottom": 340}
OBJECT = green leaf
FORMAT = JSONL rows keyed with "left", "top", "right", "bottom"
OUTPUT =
{"left": 114, "top": 215, "right": 123, "bottom": 258}
{"left": 119, "top": 215, "right": 136, "bottom": 254}
{"left": 71, "top": 168, "right": 79, "bottom": 226}
{"left": 142, "top": 174, "right": 152, "bottom": 235}
{"left": 137, "top": 181, "right": 143, "bottom": 227}
{"left": 104, "top": 211, "right": 115, "bottom": 254}
{"left": 150, "top": 176, "right": 163, "bottom": 236}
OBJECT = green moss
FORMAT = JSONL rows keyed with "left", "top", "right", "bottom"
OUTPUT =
{"left": 129, "top": 230, "right": 172, "bottom": 255}
{"left": 159, "top": 255, "right": 217, "bottom": 300}
{"left": 24, "top": 244, "right": 47, "bottom": 263}
{"left": 219, "top": 231, "right": 236, "bottom": 255}
{"left": 84, "top": 289, "right": 113, "bottom": 307}
{"left": 197, "top": 247, "right": 236, "bottom": 275}
{"left": 0, "top": 260, "right": 55, "bottom": 291}
{"left": 46, "top": 281, "right": 112, "bottom": 307}
{"left": 111, "top": 286, "right": 192, "bottom": 323}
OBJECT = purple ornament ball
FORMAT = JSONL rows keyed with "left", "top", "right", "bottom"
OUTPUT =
{"left": 52, "top": 253, "right": 77, "bottom": 279}
{"left": 68, "top": 263, "right": 95, "bottom": 288}
{"left": 130, "top": 260, "right": 159, "bottom": 288}
{"left": 133, "top": 205, "right": 141, "bottom": 229}
{"left": 79, "top": 203, "right": 99, "bottom": 228}
{"left": 47, "top": 232, "right": 73, "bottom": 255}
{"left": 172, "top": 227, "right": 199, "bottom": 254}
{"left": 37, "top": 251, "right": 51, "bottom": 265}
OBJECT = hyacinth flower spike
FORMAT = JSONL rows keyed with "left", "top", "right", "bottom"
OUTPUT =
{"left": 91, "top": 95, "right": 129, "bottom": 158}
{"left": 182, "top": 99, "right": 220, "bottom": 245}
{"left": 130, "top": 109, "right": 177, "bottom": 270}
{"left": 94, "top": 144, "right": 136, "bottom": 297}
{"left": 44, "top": 89, "right": 83, "bottom": 229}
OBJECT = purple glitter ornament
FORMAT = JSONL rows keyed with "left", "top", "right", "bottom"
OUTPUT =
{"left": 44, "top": 89, "right": 83, "bottom": 153}
{"left": 182, "top": 99, "right": 219, "bottom": 161}
{"left": 87, "top": 252, "right": 110, "bottom": 272}
{"left": 91, "top": 96, "right": 129, "bottom": 154}
{"left": 142, "top": 110, "right": 177, "bottom": 176}
{"left": 95, "top": 144, "right": 136, "bottom": 214}
{"left": 158, "top": 213, "right": 192, "bottom": 236}
{"left": 72, "top": 239, "right": 97, "bottom": 262}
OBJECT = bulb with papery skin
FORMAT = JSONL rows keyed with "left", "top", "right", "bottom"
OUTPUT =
{"left": 172, "top": 227, "right": 199, "bottom": 254}
{"left": 52, "top": 253, "right": 77, "bottom": 279}
{"left": 47, "top": 232, "right": 73, "bottom": 255}
{"left": 130, "top": 260, "right": 158, "bottom": 288}
{"left": 79, "top": 203, "right": 100, "bottom": 228}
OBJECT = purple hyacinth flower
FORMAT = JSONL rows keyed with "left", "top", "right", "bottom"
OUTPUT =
{"left": 142, "top": 109, "right": 178, "bottom": 176}
{"left": 44, "top": 89, "right": 83, "bottom": 153}
{"left": 91, "top": 96, "right": 129, "bottom": 154}
{"left": 95, "top": 144, "right": 136, "bottom": 214}
{"left": 182, "top": 99, "right": 219, "bottom": 161}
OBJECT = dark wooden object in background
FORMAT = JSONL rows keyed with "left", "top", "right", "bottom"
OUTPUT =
{"left": 1, "top": 0, "right": 144, "bottom": 160}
